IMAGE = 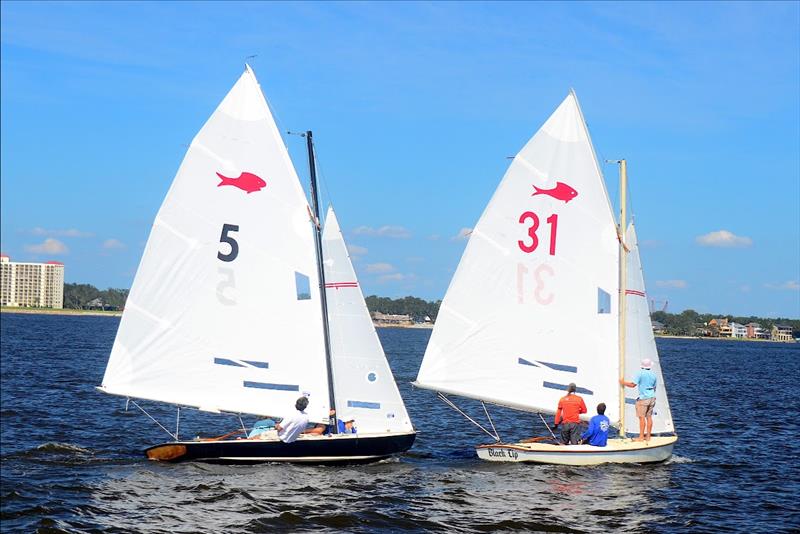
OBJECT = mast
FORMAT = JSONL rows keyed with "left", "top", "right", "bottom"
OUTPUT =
{"left": 617, "top": 159, "right": 628, "bottom": 436}
{"left": 305, "top": 130, "right": 338, "bottom": 433}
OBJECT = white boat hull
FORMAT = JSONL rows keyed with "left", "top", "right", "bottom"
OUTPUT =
{"left": 476, "top": 436, "right": 677, "bottom": 465}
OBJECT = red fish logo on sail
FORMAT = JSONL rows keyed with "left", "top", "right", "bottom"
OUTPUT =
{"left": 532, "top": 181, "right": 578, "bottom": 203}
{"left": 216, "top": 172, "right": 266, "bottom": 194}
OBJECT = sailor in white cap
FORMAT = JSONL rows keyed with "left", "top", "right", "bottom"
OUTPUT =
{"left": 620, "top": 358, "right": 657, "bottom": 441}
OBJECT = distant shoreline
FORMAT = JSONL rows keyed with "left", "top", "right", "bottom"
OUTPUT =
{"left": 0, "top": 309, "right": 792, "bottom": 341}
{"left": 374, "top": 323, "right": 434, "bottom": 330}
{"left": 655, "top": 334, "right": 795, "bottom": 344}
{"left": 0, "top": 307, "right": 122, "bottom": 317}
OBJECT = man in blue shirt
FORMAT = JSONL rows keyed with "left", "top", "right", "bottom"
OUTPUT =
{"left": 580, "top": 403, "right": 610, "bottom": 446}
{"left": 620, "top": 358, "right": 658, "bottom": 441}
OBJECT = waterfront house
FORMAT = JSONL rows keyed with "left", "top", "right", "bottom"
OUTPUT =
{"left": 651, "top": 320, "right": 666, "bottom": 334}
{"left": 371, "top": 312, "right": 414, "bottom": 327}
{"left": 746, "top": 322, "right": 765, "bottom": 339}
{"left": 771, "top": 325, "right": 794, "bottom": 342}
{"left": 730, "top": 322, "right": 747, "bottom": 338}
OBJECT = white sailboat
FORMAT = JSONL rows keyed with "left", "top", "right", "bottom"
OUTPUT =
{"left": 99, "top": 65, "right": 415, "bottom": 463}
{"left": 413, "top": 92, "right": 676, "bottom": 465}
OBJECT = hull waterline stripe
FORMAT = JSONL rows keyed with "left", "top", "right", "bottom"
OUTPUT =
{"left": 518, "top": 358, "right": 539, "bottom": 367}
{"left": 244, "top": 381, "right": 299, "bottom": 391}
{"left": 543, "top": 381, "right": 593, "bottom": 395}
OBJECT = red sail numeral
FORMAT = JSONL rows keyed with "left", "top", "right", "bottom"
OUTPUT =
{"left": 518, "top": 211, "right": 558, "bottom": 256}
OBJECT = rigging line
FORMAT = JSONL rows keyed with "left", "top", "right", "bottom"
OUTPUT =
{"left": 538, "top": 412, "right": 558, "bottom": 441}
{"left": 129, "top": 399, "right": 177, "bottom": 441}
{"left": 437, "top": 393, "right": 500, "bottom": 442}
{"left": 238, "top": 414, "right": 247, "bottom": 436}
{"left": 481, "top": 401, "right": 501, "bottom": 442}
{"left": 310, "top": 137, "right": 336, "bottom": 215}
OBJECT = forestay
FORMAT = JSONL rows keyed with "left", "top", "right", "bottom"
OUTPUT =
{"left": 101, "top": 66, "right": 331, "bottom": 421}
{"left": 624, "top": 223, "right": 675, "bottom": 435}
{"left": 322, "top": 208, "right": 414, "bottom": 433}
{"left": 415, "top": 92, "right": 621, "bottom": 423}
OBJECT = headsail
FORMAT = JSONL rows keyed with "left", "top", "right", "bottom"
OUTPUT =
{"left": 415, "top": 92, "right": 620, "bottom": 422}
{"left": 322, "top": 207, "right": 414, "bottom": 433}
{"left": 624, "top": 222, "right": 675, "bottom": 435}
{"left": 101, "top": 66, "right": 331, "bottom": 421}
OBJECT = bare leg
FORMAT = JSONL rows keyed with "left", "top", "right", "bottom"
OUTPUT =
{"left": 645, "top": 416, "right": 653, "bottom": 441}
{"left": 633, "top": 416, "right": 646, "bottom": 441}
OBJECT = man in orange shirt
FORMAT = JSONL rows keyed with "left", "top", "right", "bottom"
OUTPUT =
{"left": 553, "top": 383, "right": 587, "bottom": 445}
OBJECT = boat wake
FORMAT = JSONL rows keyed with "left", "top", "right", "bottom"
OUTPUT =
{"left": 665, "top": 454, "right": 693, "bottom": 464}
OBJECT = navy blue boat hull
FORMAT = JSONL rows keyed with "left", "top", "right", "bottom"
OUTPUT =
{"left": 145, "top": 432, "right": 417, "bottom": 464}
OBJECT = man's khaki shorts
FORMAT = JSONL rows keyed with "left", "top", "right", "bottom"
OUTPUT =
{"left": 635, "top": 397, "right": 656, "bottom": 418}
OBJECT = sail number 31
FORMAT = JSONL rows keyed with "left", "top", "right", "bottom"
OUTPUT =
{"left": 518, "top": 212, "right": 558, "bottom": 255}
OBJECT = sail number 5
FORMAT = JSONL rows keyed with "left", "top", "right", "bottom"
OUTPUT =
{"left": 518, "top": 212, "right": 558, "bottom": 256}
{"left": 218, "top": 224, "right": 240, "bottom": 262}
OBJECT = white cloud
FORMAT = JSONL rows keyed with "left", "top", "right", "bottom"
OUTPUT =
{"left": 346, "top": 244, "right": 367, "bottom": 256}
{"left": 378, "top": 272, "right": 414, "bottom": 283}
{"left": 695, "top": 230, "right": 752, "bottom": 248}
{"left": 352, "top": 225, "right": 411, "bottom": 239}
{"left": 765, "top": 280, "right": 800, "bottom": 291}
{"left": 30, "top": 227, "right": 93, "bottom": 238}
{"left": 365, "top": 262, "right": 394, "bottom": 274}
{"left": 24, "top": 238, "right": 68, "bottom": 255}
{"left": 103, "top": 238, "right": 125, "bottom": 249}
{"left": 451, "top": 227, "right": 473, "bottom": 241}
{"left": 656, "top": 279, "right": 687, "bottom": 289}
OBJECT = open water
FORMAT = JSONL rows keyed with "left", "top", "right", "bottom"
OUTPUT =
{"left": 1, "top": 312, "right": 799, "bottom": 533}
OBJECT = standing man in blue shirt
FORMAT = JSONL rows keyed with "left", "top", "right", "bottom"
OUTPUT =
{"left": 580, "top": 403, "right": 610, "bottom": 446}
{"left": 620, "top": 358, "right": 657, "bottom": 441}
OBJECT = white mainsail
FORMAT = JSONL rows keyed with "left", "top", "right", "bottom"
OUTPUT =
{"left": 322, "top": 207, "right": 414, "bottom": 433}
{"left": 415, "top": 92, "right": 621, "bottom": 423}
{"left": 624, "top": 222, "right": 675, "bottom": 435}
{"left": 101, "top": 66, "right": 331, "bottom": 421}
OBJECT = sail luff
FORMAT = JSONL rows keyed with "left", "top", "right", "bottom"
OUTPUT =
{"left": 306, "top": 131, "right": 338, "bottom": 432}
{"left": 618, "top": 159, "right": 628, "bottom": 431}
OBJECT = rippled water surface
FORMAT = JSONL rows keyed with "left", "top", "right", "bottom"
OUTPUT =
{"left": 2, "top": 313, "right": 799, "bottom": 533}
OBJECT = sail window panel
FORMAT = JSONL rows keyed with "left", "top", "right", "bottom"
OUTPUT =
{"left": 295, "top": 272, "right": 311, "bottom": 300}
{"left": 597, "top": 288, "right": 611, "bottom": 314}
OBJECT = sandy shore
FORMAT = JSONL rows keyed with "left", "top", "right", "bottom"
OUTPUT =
{"left": 1, "top": 307, "right": 122, "bottom": 317}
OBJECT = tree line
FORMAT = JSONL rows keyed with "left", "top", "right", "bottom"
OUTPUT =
{"left": 63, "top": 283, "right": 129, "bottom": 310}
{"left": 60, "top": 284, "right": 796, "bottom": 336}
{"left": 364, "top": 295, "right": 441, "bottom": 322}
{"left": 651, "top": 309, "right": 799, "bottom": 337}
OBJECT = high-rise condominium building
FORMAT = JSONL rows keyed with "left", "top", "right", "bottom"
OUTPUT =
{"left": 0, "top": 254, "right": 64, "bottom": 309}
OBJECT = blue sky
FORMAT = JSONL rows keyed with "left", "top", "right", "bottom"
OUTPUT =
{"left": 1, "top": 1, "right": 798, "bottom": 318}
